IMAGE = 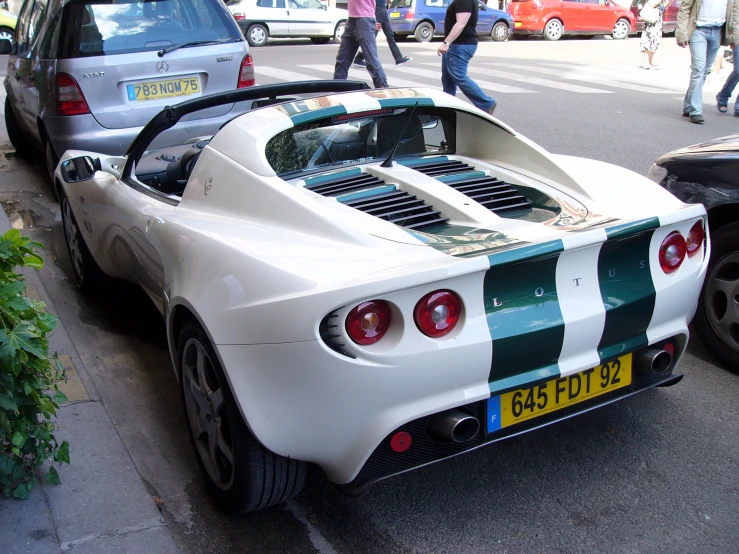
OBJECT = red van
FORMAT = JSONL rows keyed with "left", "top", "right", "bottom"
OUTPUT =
{"left": 507, "top": 0, "right": 636, "bottom": 41}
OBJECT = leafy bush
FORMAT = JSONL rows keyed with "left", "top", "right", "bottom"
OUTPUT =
{"left": 0, "top": 229, "right": 69, "bottom": 499}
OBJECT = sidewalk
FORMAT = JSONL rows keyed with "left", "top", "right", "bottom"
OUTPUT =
{"left": 0, "top": 156, "right": 179, "bottom": 553}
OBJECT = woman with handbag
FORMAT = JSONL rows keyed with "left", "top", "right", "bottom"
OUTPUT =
{"left": 640, "top": 0, "right": 672, "bottom": 69}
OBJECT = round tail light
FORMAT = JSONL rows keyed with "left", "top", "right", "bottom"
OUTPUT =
{"left": 686, "top": 220, "right": 705, "bottom": 257}
{"left": 346, "top": 300, "right": 392, "bottom": 345}
{"left": 659, "top": 231, "right": 687, "bottom": 273}
{"left": 414, "top": 290, "right": 461, "bottom": 338}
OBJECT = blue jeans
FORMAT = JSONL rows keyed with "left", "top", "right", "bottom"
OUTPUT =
{"left": 684, "top": 26, "right": 722, "bottom": 116}
{"left": 354, "top": 5, "right": 404, "bottom": 64}
{"left": 717, "top": 43, "right": 739, "bottom": 115}
{"left": 334, "top": 17, "right": 388, "bottom": 88}
{"left": 441, "top": 44, "right": 495, "bottom": 112}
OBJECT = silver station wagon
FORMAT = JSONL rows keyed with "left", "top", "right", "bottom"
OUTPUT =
{"left": 2, "top": 0, "right": 255, "bottom": 182}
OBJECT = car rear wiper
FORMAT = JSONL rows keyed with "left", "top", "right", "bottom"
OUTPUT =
{"left": 158, "top": 39, "right": 230, "bottom": 57}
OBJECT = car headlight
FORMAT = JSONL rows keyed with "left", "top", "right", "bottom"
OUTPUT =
{"left": 646, "top": 163, "right": 668, "bottom": 184}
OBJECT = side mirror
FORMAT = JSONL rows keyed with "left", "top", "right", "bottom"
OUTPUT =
{"left": 61, "top": 156, "right": 102, "bottom": 183}
{"left": 0, "top": 39, "right": 11, "bottom": 56}
{"left": 479, "top": 2, "right": 487, "bottom": 9}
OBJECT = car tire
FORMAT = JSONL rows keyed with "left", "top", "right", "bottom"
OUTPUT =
{"left": 177, "top": 320, "right": 308, "bottom": 512}
{"left": 334, "top": 21, "right": 346, "bottom": 43}
{"left": 4, "top": 97, "right": 33, "bottom": 159}
{"left": 543, "top": 18, "right": 563, "bottom": 41}
{"left": 612, "top": 18, "right": 630, "bottom": 40}
{"left": 59, "top": 189, "right": 108, "bottom": 292}
{"left": 310, "top": 37, "right": 331, "bottom": 44}
{"left": 693, "top": 222, "right": 739, "bottom": 371}
{"left": 0, "top": 26, "right": 14, "bottom": 48}
{"left": 414, "top": 21, "right": 434, "bottom": 42}
{"left": 246, "top": 24, "right": 269, "bottom": 47}
{"left": 491, "top": 21, "right": 509, "bottom": 42}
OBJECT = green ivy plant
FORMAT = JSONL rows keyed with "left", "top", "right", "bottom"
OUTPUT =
{"left": 0, "top": 229, "right": 69, "bottom": 499}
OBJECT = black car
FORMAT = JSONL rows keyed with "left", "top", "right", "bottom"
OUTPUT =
{"left": 648, "top": 135, "right": 739, "bottom": 371}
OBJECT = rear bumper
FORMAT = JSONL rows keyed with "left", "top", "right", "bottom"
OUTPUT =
{"left": 43, "top": 103, "right": 252, "bottom": 158}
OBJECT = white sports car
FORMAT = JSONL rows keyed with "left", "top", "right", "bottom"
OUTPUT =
{"left": 55, "top": 81, "right": 709, "bottom": 513}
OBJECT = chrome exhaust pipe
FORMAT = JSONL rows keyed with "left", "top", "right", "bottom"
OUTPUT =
{"left": 426, "top": 409, "right": 480, "bottom": 443}
{"left": 635, "top": 348, "right": 672, "bottom": 375}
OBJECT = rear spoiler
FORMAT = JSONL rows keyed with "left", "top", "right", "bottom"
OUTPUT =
{"left": 123, "top": 80, "right": 371, "bottom": 178}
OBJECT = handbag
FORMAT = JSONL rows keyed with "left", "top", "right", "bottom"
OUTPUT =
{"left": 639, "top": 3, "right": 660, "bottom": 24}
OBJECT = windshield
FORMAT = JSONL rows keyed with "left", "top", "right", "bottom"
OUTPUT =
{"left": 265, "top": 106, "right": 455, "bottom": 177}
{"left": 59, "top": 0, "right": 241, "bottom": 58}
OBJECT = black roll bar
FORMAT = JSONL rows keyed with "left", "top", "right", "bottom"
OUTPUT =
{"left": 123, "top": 80, "right": 371, "bottom": 178}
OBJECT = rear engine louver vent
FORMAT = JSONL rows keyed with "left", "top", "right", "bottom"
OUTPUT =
{"left": 412, "top": 159, "right": 533, "bottom": 216}
{"left": 306, "top": 172, "right": 448, "bottom": 230}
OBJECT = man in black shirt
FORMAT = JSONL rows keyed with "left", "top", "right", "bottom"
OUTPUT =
{"left": 436, "top": 0, "right": 496, "bottom": 114}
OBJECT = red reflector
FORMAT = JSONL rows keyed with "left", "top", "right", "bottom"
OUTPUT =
{"left": 686, "top": 220, "right": 705, "bottom": 257}
{"left": 390, "top": 431, "right": 412, "bottom": 453}
{"left": 237, "top": 53, "right": 255, "bottom": 88}
{"left": 658, "top": 231, "right": 687, "bottom": 274}
{"left": 334, "top": 109, "right": 393, "bottom": 122}
{"left": 56, "top": 73, "right": 90, "bottom": 116}
{"left": 663, "top": 343, "right": 675, "bottom": 357}
{"left": 414, "top": 290, "right": 461, "bottom": 338}
{"left": 345, "top": 300, "right": 392, "bottom": 345}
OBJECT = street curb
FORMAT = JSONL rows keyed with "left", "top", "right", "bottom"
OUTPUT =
{"left": 0, "top": 193, "right": 180, "bottom": 553}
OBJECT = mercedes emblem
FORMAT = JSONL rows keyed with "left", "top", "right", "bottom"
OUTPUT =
{"left": 156, "top": 61, "right": 169, "bottom": 74}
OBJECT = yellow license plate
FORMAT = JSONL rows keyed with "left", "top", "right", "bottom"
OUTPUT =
{"left": 487, "top": 354, "right": 632, "bottom": 432}
{"left": 514, "top": 21, "right": 522, "bottom": 27}
{"left": 390, "top": 11, "right": 401, "bottom": 17}
{"left": 126, "top": 77, "right": 200, "bottom": 102}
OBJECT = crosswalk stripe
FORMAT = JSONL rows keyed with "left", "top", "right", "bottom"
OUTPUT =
{"left": 489, "top": 62, "right": 677, "bottom": 94}
{"left": 383, "top": 64, "right": 536, "bottom": 93}
{"left": 257, "top": 66, "right": 329, "bottom": 83}
{"left": 459, "top": 65, "right": 614, "bottom": 93}
{"left": 302, "top": 64, "right": 433, "bottom": 88}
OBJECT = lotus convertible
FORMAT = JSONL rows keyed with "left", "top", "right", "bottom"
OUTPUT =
{"left": 55, "top": 81, "right": 709, "bottom": 512}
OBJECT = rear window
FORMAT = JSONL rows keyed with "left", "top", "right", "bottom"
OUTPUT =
{"left": 265, "top": 106, "right": 456, "bottom": 177}
{"left": 59, "top": 0, "right": 242, "bottom": 58}
{"left": 391, "top": 0, "right": 414, "bottom": 8}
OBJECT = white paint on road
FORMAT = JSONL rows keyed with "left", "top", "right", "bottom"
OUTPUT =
{"left": 285, "top": 500, "right": 339, "bottom": 554}
{"left": 463, "top": 65, "right": 614, "bottom": 93}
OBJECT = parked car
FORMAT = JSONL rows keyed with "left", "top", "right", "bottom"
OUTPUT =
{"left": 388, "top": 0, "right": 514, "bottom": 42}
{"left": 55, "top": 80, "right": 706, "bottom": 511}
{"left": 648, "top": 135, "right": 739, "bottom": 371}
{"left": 507, "top": 0, "right": 635, "bottom": 41}
{"left": 630, "top": 0, "right": 679, "bottom": 34}
{"left": 227, "top": 0, "right": 348, "bottom": 47}
{"left": 0, "top": 1, "right": 17, "bottom": 48}
{"left": 1, "top": 0, "right": 254, "bottom": 185}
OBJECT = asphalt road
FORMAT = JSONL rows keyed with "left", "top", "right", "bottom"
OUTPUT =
{"left": 1, "top": 37, "right": 738, "bottom": 553}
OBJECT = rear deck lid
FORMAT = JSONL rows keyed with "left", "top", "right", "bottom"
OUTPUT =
{"left": 57, "top": 0, "right": 246, "bottom": 130}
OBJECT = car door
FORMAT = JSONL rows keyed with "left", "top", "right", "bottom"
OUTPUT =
{"left": 287, "top": 0, "right": 333, "bottom": 36}
{"left": 7, "top": 0, "right": 34, "bottom": 135}
{"left": 476, "top": 1, "right": 494, "bottom": 34}
{"left": 558, "top": 0, "right": 588, "bottom": 31}
{"left": 255, "top": 0, "right": 289, "bottom": 36}
{"left": 585, "top": 0, "right": 616, "bottom": 31}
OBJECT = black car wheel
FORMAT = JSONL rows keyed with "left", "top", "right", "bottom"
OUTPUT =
{"left": 491, "top": 21, "right": 509, "bottom": 42}
{"left": 4, "top": 97, "right": 32, "bottom": 159}
{"left": 177, "top": 320, "right": 307, "bottom": 512}
{"left": 59, "top": 189, "right": 108, "bottom": 292}
{"left": 414, "top": 21, "right": 434, "bottom": 42}
{"left": 693, "top": 222, "right": 739, "bottom": 370}
{"left": 246, "top": 24, "right": 269, "bottom": 47}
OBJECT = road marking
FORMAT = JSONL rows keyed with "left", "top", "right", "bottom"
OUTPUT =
{"left": 382, "top": 64, "right": 537, "bottom": 93}
{"left": 489, "top": 62, "right": 676, "bottom": 94}
{"left": 461, "top": 65, "right": 614, "bottom": 93}
{"left": 257, "top": 66, "right": 330, "bottom": 83}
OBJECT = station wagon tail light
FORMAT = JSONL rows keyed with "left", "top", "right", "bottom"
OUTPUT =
{"left": 414, "top": 290, "right": 461, "bottom": 338}
{"left": 346, "top": 300, "right": 392, "bottom": 345}
{"left": 237, "top": 54, "right": 255, "bottom": 88}
{"left": 56, "top": 73, "right": 90, "bottom": 116}
{"left": 686, "top": 220, "right": 705, "bottom": 257}
{"left": 233, "top": 12, "right": 246, "bottom": 20}
{"left": 659, "top": 231, "right": 687, "bottom": 273}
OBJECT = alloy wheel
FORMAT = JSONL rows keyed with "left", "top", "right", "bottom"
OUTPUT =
{"left": 335, "top": 23, "right": 345, "bottom": 42}
{"left": 544, "top": 20, "right": 562, "bottom": 40}
{"left": 249, "top": 26, "right": 267, "bottom": 46}
{"left": 493, "top": 23, "right": 508, "bottom": 41}
{"left": 704, "top": 252, "right": 739, "bottom": 354}
{"left": 0, "top": 31, "right": 13, "bottom": 47}
{"left": 181, "top": 338, "right": 235, "bottom": 491}
{"left": 62, "top": 198, "right": 84, "bottom": 282}
{"left": 613, "top": 20, "right": 630, "bottom": 39}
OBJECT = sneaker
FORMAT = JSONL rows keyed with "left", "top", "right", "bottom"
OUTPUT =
{"left": 689, "top": 114, "right": 705, "bottom": 124}
{"left": 354, "top": 59, "right": 366, "bottom": 67}
{"left": 717, "top": 95, "right": 728, "bottom": 113}
{"left": 682, "top": 111, "right": 690, "bottom": 117}
{"left": 396, "top": 56, "right": 412, "bottom": 65}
